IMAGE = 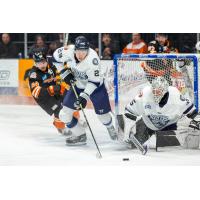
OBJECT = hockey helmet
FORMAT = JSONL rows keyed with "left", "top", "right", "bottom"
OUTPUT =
{"left": 75, "top": 36, "right": 89, "bottom": 50}
{"left": 33, "top": 51, "right": 47, "bottom": 63}
{"left": 151, "top": 77, "right": 169, "bottom": 104}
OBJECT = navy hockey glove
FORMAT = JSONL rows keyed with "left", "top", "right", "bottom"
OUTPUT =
{"left": 74, "top": 93, "right": 88, "bottom": 110}
{"left": 60, "top": 68, "right": 75, "bottom": 86}
{"left": 189, "top": 120, "right": 200, "bottom": 130}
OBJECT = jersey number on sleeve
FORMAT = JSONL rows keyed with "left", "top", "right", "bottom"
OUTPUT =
{"left": 94, "top": 70, "right": 99, "bottom": 77}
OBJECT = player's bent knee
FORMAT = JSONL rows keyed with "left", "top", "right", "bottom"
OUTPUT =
{"left": 97, "top": 113, "right": 112, "bottom": 127}
{"left": 59, "top": 106, "right": 74, "bottom": 124}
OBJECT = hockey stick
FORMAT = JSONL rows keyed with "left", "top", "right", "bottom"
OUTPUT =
{"left": 111, "top": 111, "right": 147, "bottom": 155}
{"left": 64, "top": 33, "right": 69, "bottom": 50}
{"left": 129, "top": 130, "right": 148, "bottom": 155}
{"left": 70, "top": 81, "right": 103, "bottom": 159}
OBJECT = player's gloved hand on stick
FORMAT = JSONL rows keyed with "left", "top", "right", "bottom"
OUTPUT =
{"left": 47, "top": 85, "right": 65, "bottom": 96}
{"left": 189, "top": 120, "right": 200, "bottom": 130}
{"left": 74, "top": 92, "right": 89, "bottom": 110}
{"left": 60, "top": 68, "right": 75, "bottom": 86}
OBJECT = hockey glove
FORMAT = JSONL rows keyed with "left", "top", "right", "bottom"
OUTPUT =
{"left": 48, "top": 85, "right": 65, "bottom": 96}
{"left": 189, "top": 120, "right": 200, "bottom": 130}
{"left": 60, "top": 68, "right": 75, "bottom": 86}
{"left": 74, "top": 93, "right": 88, "bottom": 110}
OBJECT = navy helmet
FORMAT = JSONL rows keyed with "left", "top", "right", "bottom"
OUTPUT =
{"left": 75, "top": 36, "right": 90, "bottom": 50}
{"left": 33, "top": 51, "right": 46, "bottom": 63}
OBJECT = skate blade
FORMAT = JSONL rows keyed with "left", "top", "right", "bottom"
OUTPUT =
{"left": 65, "top": 142, "right": 87, "bottom": 146}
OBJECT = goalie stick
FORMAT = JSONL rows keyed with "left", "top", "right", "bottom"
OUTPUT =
{"left": 115, "top": 114, "right": 148, "bottom": 155}
{"left": 129, "top": 130, "right": 148, "bottom": 155}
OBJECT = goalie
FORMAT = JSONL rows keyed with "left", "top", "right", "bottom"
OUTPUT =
{"left": 120, "top": 76, "right": 200, "bottom": 149}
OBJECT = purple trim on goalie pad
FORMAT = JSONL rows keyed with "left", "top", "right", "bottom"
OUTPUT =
{"left": 161, "top": 123, "right": 177, "bottom": 131}
{"left": 63, "top": 83, "right": 111, "bottom": 115}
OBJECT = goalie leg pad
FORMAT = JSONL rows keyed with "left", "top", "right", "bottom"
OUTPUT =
{"left": 183, "top": 129, "right": 200, "bottom": 149}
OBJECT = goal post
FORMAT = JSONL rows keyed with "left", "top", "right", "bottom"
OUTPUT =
{"left": 113, "top": 54, "right": 199, "bottom": 118}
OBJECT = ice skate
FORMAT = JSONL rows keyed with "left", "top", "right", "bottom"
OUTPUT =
{"left": 66, "top": 133, "right": 87, "bottom": 146}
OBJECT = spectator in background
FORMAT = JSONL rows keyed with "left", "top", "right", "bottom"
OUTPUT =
{"left": 28, "top": 34, "right": 48, "bottom": 58}
{"left": 47, "top": 40, "right": 62, "bottom": 56}
{"left": 123, "top": 33, "right": 147, "bottom": 54}
{"left": 101, "top": 33, "right": 120, "bottom": 60}
{"left": 0, "top": 33, "right": 18, "bottom": 58}
{"left": 148, "top": 33, "right": 178, "bottom": 53}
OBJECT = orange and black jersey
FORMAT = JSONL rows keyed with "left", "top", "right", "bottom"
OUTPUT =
{"left": 28, "top": 64, "right": 65, "bottom": 116}
{"left": 28, "top": 65, "right": 57, "bottom": 100}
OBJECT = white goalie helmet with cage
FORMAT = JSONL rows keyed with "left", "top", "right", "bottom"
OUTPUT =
{"left": 151, "top": 76, "right": 169, "bottom": 104}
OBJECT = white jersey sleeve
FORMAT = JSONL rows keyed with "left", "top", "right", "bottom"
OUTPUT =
{"left": 125, "top": 91, "right": 144, "bottom": 118}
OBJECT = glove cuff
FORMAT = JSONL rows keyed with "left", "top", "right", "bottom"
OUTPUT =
{"left": 80, "top": 92, "right": 90, "bottom": 101}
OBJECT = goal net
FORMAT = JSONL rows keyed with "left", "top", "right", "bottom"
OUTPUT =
{"left": 112, "top": 54, "right": 199, "bottom": 116}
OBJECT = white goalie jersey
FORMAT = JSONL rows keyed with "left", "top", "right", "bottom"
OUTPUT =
{"left": 53, "top": 45, "right": 104, "bottom": 96}
{"left": 125, "top": 85, "right": 195, "bottom": 131}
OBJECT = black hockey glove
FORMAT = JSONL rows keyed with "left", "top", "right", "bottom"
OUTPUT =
{"left": 189, "top": 120, "right": 200, "bottom": 130}
{"left": 74, "top": 95, "right": 87, "bottom": 110}
{"left": 60, "top": 68, "right": 75, "bottom": 86}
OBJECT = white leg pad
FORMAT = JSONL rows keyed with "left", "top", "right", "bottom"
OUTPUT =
{"left": 183, "top": 129, "right": 200, "bottom": 149}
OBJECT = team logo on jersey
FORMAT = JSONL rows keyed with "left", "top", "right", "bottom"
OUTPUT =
{"left": 147, "top": 114, "right": 170, "bottom": 129}
{"left": 92, "top": 58, "right": 99, "bottom": 65}
{"left": 73, "top": 69, "right": 88, "bottom": 80}
{"left": 30, "top": 72, "right": 37, "bottom": 79}
{"left": 145, "top": 104, "right": 151, "bottom": 109}
{"left": 42, "top": 74, "right": 48, "bottom": 80}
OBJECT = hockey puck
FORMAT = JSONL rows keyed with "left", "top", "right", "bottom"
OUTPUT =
{"left": 123, "top": 158, "right": 129, "bottom": 161}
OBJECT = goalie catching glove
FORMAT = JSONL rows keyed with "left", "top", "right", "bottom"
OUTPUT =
{"left": 74, "top": 92, "right": 89, "bottom": 110}
{"left": 60, "top": 68, "right": 75, "bottom": 86}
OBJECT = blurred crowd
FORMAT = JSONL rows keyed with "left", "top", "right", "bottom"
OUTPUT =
{"left": 0, "top": 33, "right": 198, "bottom": 59}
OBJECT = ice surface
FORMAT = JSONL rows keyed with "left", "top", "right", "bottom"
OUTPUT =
{"left": 0, "top": 105, "right": 200, "bottom": 166}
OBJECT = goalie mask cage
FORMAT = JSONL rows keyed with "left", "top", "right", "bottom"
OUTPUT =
{"left": 113, "top": 54, "right": 199, "bottom": 117}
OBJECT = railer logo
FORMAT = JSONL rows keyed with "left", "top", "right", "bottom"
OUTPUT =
{"left": 0, "top": 70, "right": 10, "bottom": 80}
